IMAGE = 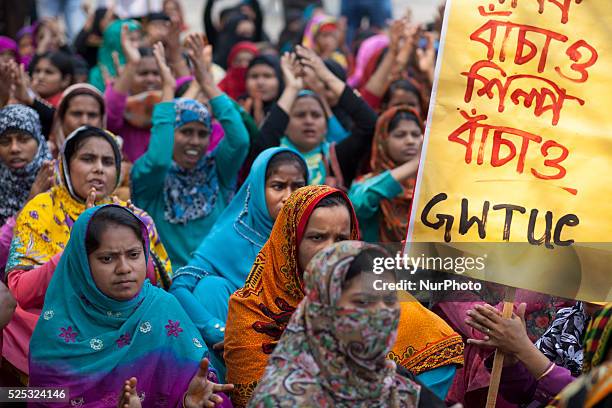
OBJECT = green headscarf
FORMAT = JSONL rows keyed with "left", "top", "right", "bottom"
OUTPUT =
{"left": 88, "top": 19, "right": 141, "bottom": 91}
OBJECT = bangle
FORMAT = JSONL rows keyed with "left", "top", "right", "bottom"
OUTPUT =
{"left": 536, "top": 361, "right": 555, "bottom": 381}
{"left": 182, "top": 392, "right": 188, "bottom": 408}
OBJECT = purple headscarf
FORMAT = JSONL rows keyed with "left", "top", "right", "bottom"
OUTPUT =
{"left": 348, "top": 34, "right": 389, "bottom": 88}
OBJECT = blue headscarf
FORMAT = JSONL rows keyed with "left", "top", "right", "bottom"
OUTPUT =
{"left": 177, "top": 147, "right": 307, "bottom": 289}
{"left": 29, "top": 205, "right": 222, "bottom": 406}
{"left": 163, "top": 98, "right": 220, "bottom": 224}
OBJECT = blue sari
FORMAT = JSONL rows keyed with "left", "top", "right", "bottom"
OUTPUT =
{"left": 171, "top": 147, "right": 307, "bottom": 378}
{"left": 29, "top": 205, "right": 228, "bottom": 407}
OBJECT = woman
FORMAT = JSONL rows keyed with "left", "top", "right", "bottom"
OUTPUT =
{"left": 172, "top": 147, "right": 307, "bottom": 372}
{"left": 172, "top": 147, "right": 307, "bottom": 333}
{"left": 3, "top": 126, "right": 171, "bottom": 381}
{"left": 0, "top": 105, "right": 53, "bottom": 273}
{"left": 131, "top": 37, "right": 250, "bottom": 270}
{"left": 29, "top": 204, "right": 232, "bottom": 407}
{"left": 437, "top": 291, "right": 570, "bottom": 406}
{"left": 302, "top": 13, "right": 348, "bottom": 69}
{"left": 224, "top": 185, "right": 358, "bottom": 406}
{"left": 29, "top": 50, "right": 74, "bottom": 107}
{"left": 51, "top": 83, "right": 106, "bottom": 152}
{"left": 89, "top": 19, "right": 141, "bottom": 92}
{"left": 240, "top": 54, "right": 284, "bottom": 125}
{"left": 102, "top": 22, "right": 165, "bottom": 163}
{"left": 465, "top": 301, "right": 608, "bottom": 406}
{"left": 218, "top": 41, "right": 259, "bottom": 100}
{"left": 0, "top": 36, "right": 18, "bottom": 64}
{"left": 251, "top": 47, "right": 377, "bottom": 189}
{"left": 224, "top": 185, "right": 463, "bottom": 405}
{"left": 249, "top": 241, "right": 421, "bottom": 407}
{"left": 349, "top": 106, "right": 423, "bottom": 242}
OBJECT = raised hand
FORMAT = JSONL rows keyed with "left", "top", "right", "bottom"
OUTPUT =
{"left": 28, "top": 160, "right": 55, "bottom": 201}
{"left": 9, "top": 61, "right": 33, "bottom": 105}
{"left": 416, "top": 31, "right": 438, "bottom": 82}
{"left": 117, "top": 377, "right": 141, "bottom": 408}
{"left": 120, "top": 23, "right": 141, "bottom": 66}
{"left": 280, "top": 52, "right": 303, "bottom": 90}
{"left": 152, "top": 41, "right": 176, "bottom": 101}
{"left": 85, "top": 187, "right": 97, "bottom": 209}
{"left": 184, "top": 33, "right": 212, "bottom": 87}
{"left": 184, "top": 358, "right": 234, "bottom": 408}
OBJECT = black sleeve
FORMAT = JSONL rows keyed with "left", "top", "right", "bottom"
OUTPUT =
{"left": 334, "top": 86, "right": 378, "bottom": 185}
{"left": 203, "top": 0, "right": 218, "bottom": 46}
{"left": 248, "top": 103, "right": 288, "bottom": 162}
{"left": 251, "top": 0, "right": 265, "bottom": 42}
{"left": 31, "top": 98, "right": 56, "bottom": 140}
{"left": 73, "top": 28, "right": 90, "bottom": 55}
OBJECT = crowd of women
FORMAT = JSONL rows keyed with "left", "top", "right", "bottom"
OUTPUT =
{"left": 0, "top": 1, "right": 609, "bottom": 407}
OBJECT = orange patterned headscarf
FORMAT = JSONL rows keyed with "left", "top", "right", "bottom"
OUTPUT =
{"left": 390, "top": 299, "right": 464, "bottom": 376}
{"left": 369, "top": 105, "right": 424, "bottom": 242}
{"left": 224, "top": 185, "right": 360, "bottom": 407}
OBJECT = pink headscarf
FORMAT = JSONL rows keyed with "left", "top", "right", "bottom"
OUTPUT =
{"left": 348, "top": 34, "right": 389, "bottom": 88}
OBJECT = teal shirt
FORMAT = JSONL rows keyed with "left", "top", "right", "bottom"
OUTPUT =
{"left": 348, "top": 170, "right": 403, "bottom": 242}
{"left": 131, "top": 94, "right": 249, "bottom": 269}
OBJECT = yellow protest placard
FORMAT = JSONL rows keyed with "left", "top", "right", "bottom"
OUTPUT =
{"left": 406, "top": 0, "right": 612, "bottom": 301}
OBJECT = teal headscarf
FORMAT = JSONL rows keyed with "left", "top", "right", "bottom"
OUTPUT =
{"left": 175, "top": 147, "right": 307, "bottom": 289}
{"left": 29, "top": 205, "right": 224, "bottom": 405}
{"left": 89, "top": 19, "right": 141, "bottom": 91}
{"left": 280, "top": 90, "right": 332, "bottom": 185}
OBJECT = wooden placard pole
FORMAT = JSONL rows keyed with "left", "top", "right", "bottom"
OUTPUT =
{"left": 485, "top": 286, "right": 517, "bottom": 408}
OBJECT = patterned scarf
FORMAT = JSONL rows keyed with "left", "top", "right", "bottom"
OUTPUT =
{"left": 361, "top": 106, "right": 423, "bottom": 242}
{"left": 582, "top": 302, "right": 612, "bottom": 374}
{"left": 547, "top": 303, "right": 612, "bottom": 408}
{"left": 29, "top": 205, "right": 228, "bottom": 408}
{"left": 6, "top": 127, "right": 172, "bottom": 288}
{"left": 0, "top": 104, "right": 51, "bottom": 225}
{"left": 163, "top": 98, "right": 219, "bottom": 224}
{"left": 536, "top": 302, "right": 589, "bottom": 377}
{"left": 224, "top": 185, "right": 360, "bottom": 407}
{"left": 250, "top": 241, "right": 421, "bottom": 407}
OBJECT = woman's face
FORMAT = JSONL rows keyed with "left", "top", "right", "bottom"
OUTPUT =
{"left": 386, "top": 119, "right": 423, "bottom": 165}
{"left": 286, "top": 97, "right": 327, "bottom": 153}
{"left": 18, "top": 35, "right": 34, "bottom": 57}
{"left": 236, "top": 19, "right": 255, "bottom": 38}
{"left": 62, "top": 95, "right": 103, "bottom": 135}
{"left": 131, "top": 56, "right": 161, "bottom": 95}
{"left": 246, "top": 64, "right": 279, "bottom": 102}
{"left": 0, "top": 130, "right": 38, "bottom": 170}
{"left": 388, "top": 89, "right": 422, "bottom": 116}
{"left": 173, "top": 121, "right": 209, "bottom": 169}
{"left": 232, "top": 50, "right": 255, "bottom": 68}
{"left": 0, "top": 50, "right": 16, "bottom": 64}
{"left": 32, "top": 58, "right": 70, "bottom": 98}
{"left": 316, "top": 31, "right": 339, "bottom": 55}
{"left": 88, "top": 224, "right": 146, "bottom": 301}
{"left": 337, "top": 270, "right": 399, "bottom": 312}
{"left": 265, "top": 163, "right": 306, "bottom": 220}
{"left": 68, "top": 136, "right": 117, "bottom": 200}
{"left": 298, "top": 204, "right": 351, "bottom": 271}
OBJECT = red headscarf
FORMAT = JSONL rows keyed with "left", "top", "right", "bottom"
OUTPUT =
{"left": 218, "top": 41, "right": 259, "bottom": 100}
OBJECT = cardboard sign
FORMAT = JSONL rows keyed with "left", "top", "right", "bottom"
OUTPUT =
{"left": 406, "top": 0, "right": 612, "bottom": 302}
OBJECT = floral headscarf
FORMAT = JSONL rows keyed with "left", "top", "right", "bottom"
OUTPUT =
{"left": 250, "top": 241, "right": 420, "bottom": 407}
{"left": 0, "top": 104, "right": 51, "bottom": 224}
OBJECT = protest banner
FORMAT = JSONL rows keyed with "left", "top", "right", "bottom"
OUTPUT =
{"left": 405, "top": 0, "right": 612, "bottom": 303}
